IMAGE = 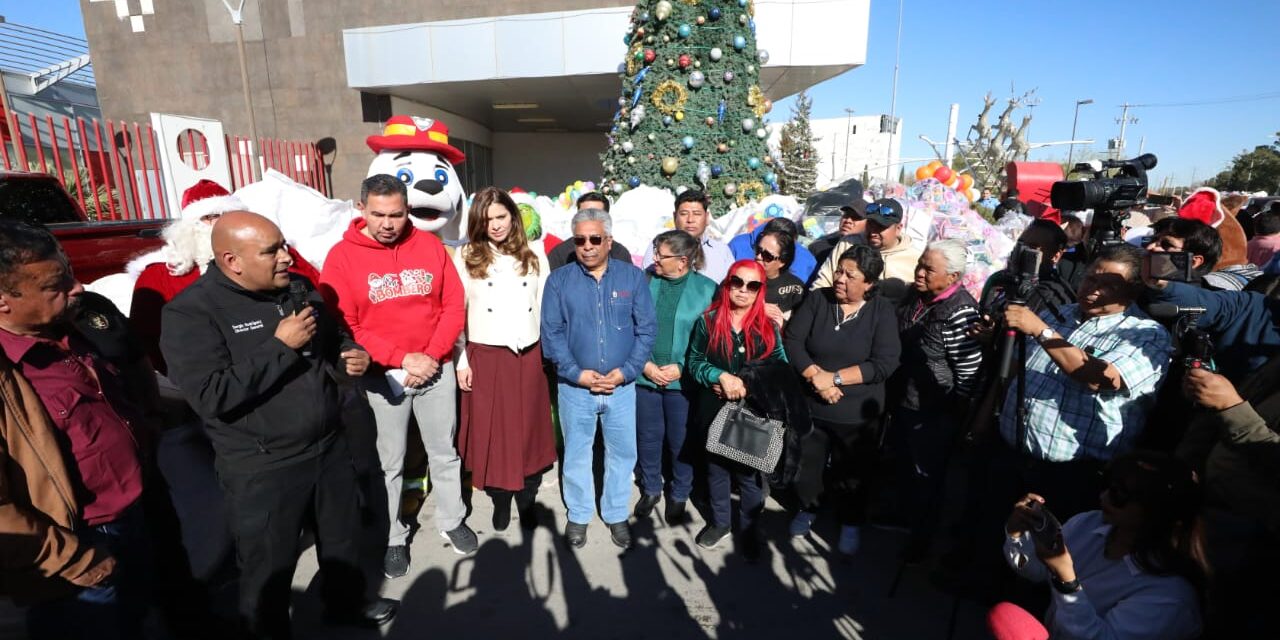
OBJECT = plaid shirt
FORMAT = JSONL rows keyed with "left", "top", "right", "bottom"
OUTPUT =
{"left": 1000, "top": 304, "right": 1172, "bottom": 462}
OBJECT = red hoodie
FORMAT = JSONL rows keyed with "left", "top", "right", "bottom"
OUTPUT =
{"left": 320, "top": 219, "right": 465, "bottom": 367}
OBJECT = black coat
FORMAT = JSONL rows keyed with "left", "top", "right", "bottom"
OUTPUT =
{"left": 739, "top": 358, "right": 813, "bottom": 486}
{"left": 161, "top": 268, "right": 361, "bottom": 473}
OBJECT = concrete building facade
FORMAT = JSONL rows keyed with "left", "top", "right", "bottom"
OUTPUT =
{"left": 767, "top": 113, "right": 903, "bottom": 189}
{"left": 80, "top": 0, "right": 869, "bottom": 199}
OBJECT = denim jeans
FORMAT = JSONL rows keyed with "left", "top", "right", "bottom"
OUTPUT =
{"left": 27, "top": 503, "right": 151, "bottom": 640}
{"left": 635, "top": 386, "right": 693, "bottom": 502}
{"left": 707, "top": 453, "right": 765, "bottom": 531}
{"left": 558, "top": 382, "right": 637, "bottom": 525}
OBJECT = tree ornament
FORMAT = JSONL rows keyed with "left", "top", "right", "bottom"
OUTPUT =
{"left": 711, "top": 164, "right": 724, "bottom": 177}
{"left": 627, "top": 156, "right": 637, "bottom": 164}
{"left": 738, "top": 0, "right": 747, "bottom": 6}
{"left": 643, "top": 49, "right": 656, "bottom": 63}
{"left": 709, "top": 47, "right": 723, "bottom": 62}
{"left": 662, "top": 35, "right": 670, "bottom": 43}
{"left": 693, "top": 60, "right": 701, "bottom": 69}
{"left": 646, "top": 35, "right": 656, "bottom": 44}
{"left": 709, "top": 7, "right": 722, "bottom": 20}
{"left": 628, "top": 176, "right": 642, "bottom": 188}
{"left": 651, "top": 80, "right": 689, "bottom": 115}
{"left": 697, "top": 161, "right": 711, "bottom": 187}
{"left": 755, "top": 128, "right": 768, "bottom": 139}
{"left": 762, "top": 154, "right": 773, "bottom": 165}
{"left": 663, "top": 115, "right": 673, "bottom": 126}
{"left": 764, "top": 172, "right": 777, "bottom": 184}
{"left": 666, "top": 58, "right": 676, "bottom": 68}
{"left": 674, "top": 110, "right": 685, "bottom": 121}
{"left": 733, "top": 35, "right": 747, "bottom": 50}
{"left": 746, "top": 64, "right": 756, "bottom": 74}
{"left": 724, "top": 182, "right": 738, "bottom": 196}
{"left": 723, "top": 70, "right": 735, "bottom": 83}
{"left": 748, "top": 157, "right": 761, "bottom": 169}
{"left": 681, "top": 135, "right": 695, "bottom": 150}
{"left": 678, "top": 24, "right": 692, "bottom": 38}
{"left": 637, "top": 27, "right": 646, "bottom": 37}
{"left": 629, "top": 104, "right": 646, "bottom": 130}
{"left": 661, "top": 157, "right": 679, "bottom": 175}
{"left": 717, "top": 142, "right": 729, "bottom": 153}
{"left": 688, "top": 70, "right": 706, "bottom": 89}
{"left": 763, "top": 99, "right": 773, "bottom": 113}
{"left": 647, "top": 133, "right": 656, "bottom": 142}
{"left": 739, "top": 14, "right": 748, "bottom": 25}
{"left": 705, "top": 116, "right": 716, "bottom": 126}
{"left": 741, "top": 118, "right": 755, "bottom": 132}
{"left": 611, "top": 143, "right": 621, "bottom": 152}
{"left": 655, "top": 1, "right": 672, "bottom": 21}
{"left": 640, "top": 11, "right": 650, "bottom": 21}
{"left": 621, "top": 140, "right": 635, "bottom": 153}
{"left": 696, "top": 16, "right": 705, "bottom": 25}
{"left": 678, "top": 54, "right": 692, "bottom": 69}
{"left": 737, "top": 181, "right": 766, "bottom": 205}
{"left": 757, "top": 49, "right": 770, "bottom": 64}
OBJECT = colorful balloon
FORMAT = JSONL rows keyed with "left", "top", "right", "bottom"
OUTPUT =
{"left": 915, "top": 166, "right": 932, "bottom": 181}
{"left": 933, "top": 165, "right": 953, "bottom": 184}
{"left": 927, "top": 160, "right": 943, "bottom": 171}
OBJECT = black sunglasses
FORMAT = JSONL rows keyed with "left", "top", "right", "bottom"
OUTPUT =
{"left": 573, "top": 235, "right": 605, "bottom": 246}
{"left": 755, "top": 247, "right": 778, "bottom": 263}
{"left": 727, "top": 275, "right": 763, "bottom": 293}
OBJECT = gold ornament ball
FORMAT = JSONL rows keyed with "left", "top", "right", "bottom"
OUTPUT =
{"left": 717, "top": 143, "right": 729, "bottom": 153}
{"left": 696, "top": 16, "right": 705, "bottom": 25}
{"left": 675, "top": 110, "right": 685, "bottom": 121}
{"left": 763, "top": 99, "right": 773, "bottom": 113}
{"left": 661, "top": 157, "right": 679, "bottom": 175}
{"left": 705, "top": 116, "right": 716, "bottom": 126}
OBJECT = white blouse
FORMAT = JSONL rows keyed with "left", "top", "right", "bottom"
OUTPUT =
{"left": 452, "top": 245, "right": 550, "bottom": 370}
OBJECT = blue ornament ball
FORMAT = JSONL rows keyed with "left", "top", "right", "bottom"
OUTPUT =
{"left": 623, "top": 34, "right": 631, "bottom": 45}
{"left": 764, "top": 172, "right": 777, "bottom": 184}
{"left": 677, "top": 24, "right": 691, "bottom": 38}
{"left": 733, "top": 35, "right": 747, "bottom": 50}
{"left": 711, "top": 164, "right": 724, "bottom": 177}
{"left": 709, "top": 7, "right": 722, "bottom": 20}
{"left": 628, "top": 176, "right": 642, "bottom": 188}
{"left": 747, "top": 157, "right": 761, "bottom": 169}
{"left": 641, "top": 11, "right": 650, "bottom": 21}
{"left": 662, "top": 115, "right": 673, "bottom": 126}
{"left": 681, "top": 135, "right": 695, "bottom": 150}
{"left": 738, "top": 0, "right": 748, "bottom": 6}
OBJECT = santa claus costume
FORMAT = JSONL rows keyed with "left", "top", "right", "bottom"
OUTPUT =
{"left": 129, "top": 180, "right": 320, "bottom": 374}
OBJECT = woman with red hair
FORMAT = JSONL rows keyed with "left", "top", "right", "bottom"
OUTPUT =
{"left": 687, "top": 259, "right": 787, "bottom": 558}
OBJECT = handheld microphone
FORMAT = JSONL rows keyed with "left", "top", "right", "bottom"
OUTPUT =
{"left": 287, "top": 280, "right": 313, "bottom": 357}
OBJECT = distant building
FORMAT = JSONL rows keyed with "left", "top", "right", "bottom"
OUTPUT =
{"left": 81, "top": 0, "right": 871, "bottom": 199}
{"left": 0, "top": 20, "right": 101, "bottom": 150}
{"left": 768, "top": 113, "right": 902, "bottom": 188}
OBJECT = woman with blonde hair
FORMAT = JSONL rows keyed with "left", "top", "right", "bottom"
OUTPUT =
{"left": 453, "top": 187, "right": 556, "bottom": 530}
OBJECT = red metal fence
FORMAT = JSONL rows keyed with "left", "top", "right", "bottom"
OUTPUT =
{"left": 0, "top": 110, "right": 328, "bottom": 221}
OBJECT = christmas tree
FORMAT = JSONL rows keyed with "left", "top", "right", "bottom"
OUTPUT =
{"left": 599, "top": 0, "right": 776, "bottom": 214}
{"left": 778, "top": 90, "right": 818, "bottom": 199}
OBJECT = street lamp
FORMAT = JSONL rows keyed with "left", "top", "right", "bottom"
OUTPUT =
{"left": 221, "top": 0, "right": 261, "bottom": 180}
{"left": 1066, "top": 98, "right": 1093, "bottom": 172}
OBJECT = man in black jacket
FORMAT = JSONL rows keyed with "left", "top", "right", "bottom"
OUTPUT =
{"left": 161, "top": 211, "right": 395, "bottom": 639}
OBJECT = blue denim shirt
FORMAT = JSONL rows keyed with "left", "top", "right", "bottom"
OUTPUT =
{"left": 542, "top": 259, "right": 657, "bottom": 386}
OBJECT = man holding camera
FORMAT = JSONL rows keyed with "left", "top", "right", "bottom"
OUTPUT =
{"left": 995, "top": 244, "right": 1172, "bottom": 518}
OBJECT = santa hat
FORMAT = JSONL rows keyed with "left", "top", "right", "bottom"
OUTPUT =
{"left": 1177, "top": 187, "right": 1225, "bottom": 228}
{"left": 180, "top": 179, "right": 246, "bottom": 221}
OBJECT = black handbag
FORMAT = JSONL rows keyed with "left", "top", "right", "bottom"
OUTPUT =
{"left": 706, "top": 400, "right": 785, "bottom": 473}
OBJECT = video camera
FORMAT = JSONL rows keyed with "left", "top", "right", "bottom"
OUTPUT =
{"left": 1149, "top": 302, "right": 1216, "bottom": 371}
{"left": 1051, "top": 154, "right": 1158, "bottom": 255}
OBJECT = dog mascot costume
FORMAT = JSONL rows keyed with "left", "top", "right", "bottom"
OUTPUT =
{"left": 365, "top": 115, "right": 469, "bottom": 246}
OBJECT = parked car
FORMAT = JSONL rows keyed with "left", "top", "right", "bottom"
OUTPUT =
{"left": 0, "top": 170, "right": 164, "bottom": 283}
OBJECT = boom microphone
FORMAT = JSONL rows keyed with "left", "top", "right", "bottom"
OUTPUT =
{"left": 1146, "top": 302, "right": 1206, "bottom": 320}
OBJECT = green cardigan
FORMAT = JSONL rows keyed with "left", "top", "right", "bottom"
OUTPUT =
{"left": 637, "top": 270, "right": 718, "bottom": 391}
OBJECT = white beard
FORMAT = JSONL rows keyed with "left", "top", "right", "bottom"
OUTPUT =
{"left": 161, "top": 218, "right": 215, "bottom": 276}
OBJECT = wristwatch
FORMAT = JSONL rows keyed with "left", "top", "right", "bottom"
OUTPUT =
{"left": 1051, "top": 575, "right": 1082, "bottom": 595}
{"left": 1036, "top": 327, "right": 1056, "bottom": 344}
{"left": 833, "top": 372, "right": 844, "bottom": 387}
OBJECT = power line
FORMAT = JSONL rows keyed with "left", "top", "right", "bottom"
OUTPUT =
{"left": 1125, "top": 91, "right": 1280, "bottom": 109}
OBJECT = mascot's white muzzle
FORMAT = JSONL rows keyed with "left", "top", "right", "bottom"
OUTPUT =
{"left": 406, "top": 179, "right": 455, "bottom": 220}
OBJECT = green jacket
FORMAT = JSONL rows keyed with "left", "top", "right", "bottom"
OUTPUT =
{"left": 637, "top": 271, "right": 717, "bottom": 391}
{"left": 686, "top": 311, "right": 787, "bottom": 388}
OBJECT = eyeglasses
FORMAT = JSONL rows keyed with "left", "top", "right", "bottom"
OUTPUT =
{"left": 755, "top": 248, "right": 778, "bottom": 263}
{"left": 573, "top": 235, "right": 605, "bottom": 246}
{"left": 655, "top": 252, "right": 683, "bottom": 262}
{"left": 727, "top": 275, "right": 763, "bottom": 293}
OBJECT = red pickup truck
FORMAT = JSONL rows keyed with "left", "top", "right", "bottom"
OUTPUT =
{"left": 0, "top": 170, "right": 165, "bottom": 283}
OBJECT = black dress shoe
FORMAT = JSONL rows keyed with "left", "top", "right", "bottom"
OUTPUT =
{"left": 633, "top": 494, "right": 660, "bottom": 519}
{"left": 325, "top": 598, "right": 398, "bottom": 628}
{"left": 565, "top": 522, "right": 588, "bottom": 548}
{"left": 607, "top": 521, "right": 632, "bottom": 549}
{"left": 664, "top": 499, "right": 688, "bottom": 525}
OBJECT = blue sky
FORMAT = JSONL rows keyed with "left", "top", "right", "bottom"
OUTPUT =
{"left": 7, "top": 0, "right": 1279, "bottom": 188}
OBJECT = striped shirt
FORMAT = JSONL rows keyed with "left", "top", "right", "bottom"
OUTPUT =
{"left": 896, "top": 284, "right": 983, "bottom": 411}
{"left": 1000, "top": 304, "right": 1172, "bottom": 462}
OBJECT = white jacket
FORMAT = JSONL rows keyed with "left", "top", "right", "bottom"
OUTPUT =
{"left": 452, "top": 245, "right": 550, "bottom": 371}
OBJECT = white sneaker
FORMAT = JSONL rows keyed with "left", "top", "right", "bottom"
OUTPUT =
{"left": 837, "top": 525, "right": 862, "bottom": 555}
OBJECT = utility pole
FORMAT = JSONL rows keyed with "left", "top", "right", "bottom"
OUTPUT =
{"left": 1113, "top": 103, "right": 1138, "bottom": 160}
{"left": 222, "top": 0, "right": 260, "bottom": 180}
{"left": 885, "top": 0, "right": 903, "bottom": 181}
{"left": 843, "top": 107, "right": 854, "bottom": 175}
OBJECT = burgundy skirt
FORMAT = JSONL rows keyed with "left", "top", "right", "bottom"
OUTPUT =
{"left": 458, "top": 341, "right": 557, "bottom": 491}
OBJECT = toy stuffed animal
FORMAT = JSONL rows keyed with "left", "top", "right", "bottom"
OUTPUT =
{"left": 366, "top": 115, "right": 469, "bottom": 245}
